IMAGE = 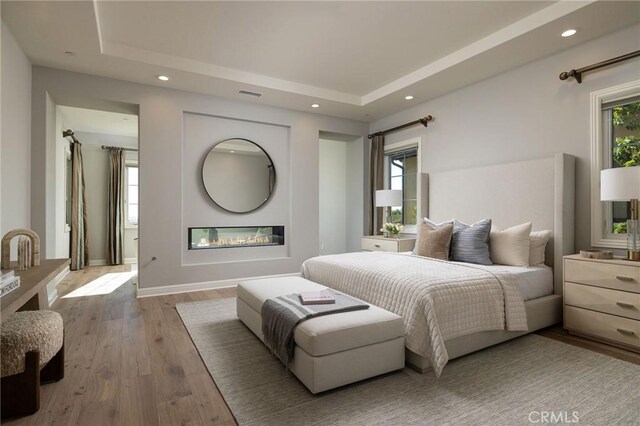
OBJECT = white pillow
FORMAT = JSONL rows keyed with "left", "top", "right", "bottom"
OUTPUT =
{"left": 489, "top": 222, "right": 532, "bottom": 267}
{"left": 529, "top": 230, "right": 552, "bottom": 266}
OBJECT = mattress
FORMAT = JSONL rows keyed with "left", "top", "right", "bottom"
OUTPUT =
{"left": 454, "top": 263, "right": 553, "bottom": 301}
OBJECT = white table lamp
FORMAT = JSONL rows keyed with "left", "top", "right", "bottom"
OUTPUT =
{"left": 601, "top": 166, "right": 640, "bottom": 261}
{"left": 376, "top": 190, "right": 403, "bottom": 225}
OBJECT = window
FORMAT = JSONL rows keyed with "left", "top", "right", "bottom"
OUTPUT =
{"left": 126, "top": 165, "right": 139, "bottom": 226}
{"left": 591, "top": 80, "right": 640, "bottom": 248}
{"left": 384, "top": 137, "right": 423, "bottom": 233}
{"left": 387, "top": 148, "right": 418, "bottom": 225}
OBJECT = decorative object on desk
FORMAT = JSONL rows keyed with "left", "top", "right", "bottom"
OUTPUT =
{"left": 375, "top": 190, "right": 402, "bottom": 234}
{"left": 17, "top": 236, "right": 31, "bottom": 271}
{"left": 601, "top": 166, "right": 640, "bottom": 260}
{"left": 381, "top": 222, "right": 404, "bottom": 238}
{"left": 1, "top": 229, "right": 40, "bottom": 270}
{"left": 579, "top": 249, "right": 614, "bottom": 260}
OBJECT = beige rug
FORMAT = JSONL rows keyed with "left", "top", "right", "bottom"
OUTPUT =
{"left": 176, "top": 297, "right": 640, "bottom": 426}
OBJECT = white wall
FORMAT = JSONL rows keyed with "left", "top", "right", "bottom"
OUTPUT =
{"left": 370, "top": 24, "right": 640, "bottom": 251}
{"left": 73, "top": 131, "right": 138, "bottom": 264}
{"left": 54, "top": 107, "right": 70, "bottom": 258}
{"left": 346, "top": 137, "right": 365, "bottom": 252}
{"left": 31, "top": 67, "right": 368, "bottom": 290}
{"left": 319, "top": 139, "right": 347, "bottom": 255}
{"left": 1, "top": 20, "right": 31, "bottom": 259}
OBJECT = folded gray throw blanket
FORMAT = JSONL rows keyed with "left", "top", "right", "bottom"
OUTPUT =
{"left": 261, "top": 291, "right": 369, "bottom": 367}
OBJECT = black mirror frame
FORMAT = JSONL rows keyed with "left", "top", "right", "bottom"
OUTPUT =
{"left": 201, "top": 138, "right": 277, "bottom": 214}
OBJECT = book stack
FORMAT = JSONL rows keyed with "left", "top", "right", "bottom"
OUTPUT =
{"left": 299, "top": 290, "right": 336, "bottom": 305}
{"left": 1, "top": 270, "right": 21, "bottom": 298}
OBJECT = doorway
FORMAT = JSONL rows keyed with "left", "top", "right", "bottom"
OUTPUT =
{"left": 318, "top": 132, "right": 364, "bottom": 255}
{"left": 54, "top": 105, "right": 139, "bottom": 270}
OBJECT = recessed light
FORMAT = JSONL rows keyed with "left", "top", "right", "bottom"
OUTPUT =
{"left": 561, "top": 29, "right": 577, "bottom": 37}
{"left": 311, "top": 104, "right": 320, "bottom": 108}
{"left": 157, "top": 75, "right": 170, "bottom": 81}
{"left": 405, "top": 95, "right": 414, "bottom": 100}
{"left": 230, "top": 150, "right": 235, "bottom": 153}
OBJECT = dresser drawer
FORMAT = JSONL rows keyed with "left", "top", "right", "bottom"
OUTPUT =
{"left": 565, "top": 282, "right": 640, "bottom": 321}
{"left": 564, "top": 259, "right": 640, "bottom": 293}
{"left": 361, "top": 238, "right": 398, "bottom": 252}
{"left": 565, "top": 306, "right": 640, "bottom": 349}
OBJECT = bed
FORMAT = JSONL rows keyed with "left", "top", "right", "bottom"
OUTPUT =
{"left": 302, "top": 153, "right": 575, "bottom": 374}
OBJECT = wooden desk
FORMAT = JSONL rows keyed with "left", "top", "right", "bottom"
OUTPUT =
{"left": 1, "top": 259, "right": 70, "bottom": 322}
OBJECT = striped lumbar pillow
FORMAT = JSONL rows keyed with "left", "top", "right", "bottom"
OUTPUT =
{"left": 451, "top": 219, "right": 492, "bottom": 265}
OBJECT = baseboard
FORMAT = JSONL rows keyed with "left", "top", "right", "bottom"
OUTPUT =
{"left": 89, "top": 258, "right": 137, "bottom": 267}
{"left": 47, "top": 266, "right": 70, "bottom": 307}
{"left": 136, "top": 272, "right": 303, "bottom": 298}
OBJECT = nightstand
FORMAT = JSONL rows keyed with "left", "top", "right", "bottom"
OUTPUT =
{"left": 361, "top": 235, "right": 416, "bottom": 253}
{"left": 563, "top": 254, "right": 640, "bottom": 352}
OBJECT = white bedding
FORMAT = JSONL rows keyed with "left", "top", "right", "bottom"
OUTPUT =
{"left": 302, "top": 252, "right": 528, "bottom": 376}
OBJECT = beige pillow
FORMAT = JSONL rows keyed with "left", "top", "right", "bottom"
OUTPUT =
{"left": 415, "top": 222, "right": 454, "bottom": 260}
{"left": 489, "top": 222, "right": 532, "bottom": 266}
{"left": 529, "top": 230, "right": 552, "bottom": 266}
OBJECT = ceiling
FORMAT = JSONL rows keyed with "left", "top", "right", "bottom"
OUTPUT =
{"left": 3, "top": 1, "right": 639, "bottom": 121}
{"left": 58, "top": 105, "right": 139, "bottom": 139}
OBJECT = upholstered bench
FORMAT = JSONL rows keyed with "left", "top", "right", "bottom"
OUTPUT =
{"left": 237, "top": 276, "right": 405, "bottom": 394}
{"left": 1, "top": 310, "right": 65, "bottom": 418}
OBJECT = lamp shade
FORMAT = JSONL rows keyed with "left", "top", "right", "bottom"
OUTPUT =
{"left": 376, "top": 190, "right": 402, "bottom": 207}
{"left": 600, "top": 166, "right": 640, "bottom": 201}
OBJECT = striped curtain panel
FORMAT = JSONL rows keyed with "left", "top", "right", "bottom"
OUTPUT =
{"left": 368, "top": 134, "right": 385, "bottom": 235}
{"left": 70, "top": 142, "right": 89, "bottom": 270}
{"left": 107, "top": 149, "right": 125, "bottom": 265}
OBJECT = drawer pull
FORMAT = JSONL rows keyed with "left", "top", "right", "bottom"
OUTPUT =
{"left": 616, "top": 301, "right": 636, "bottom": 309}
{"left": 616, "top": 275, "right": 635, "bottom": 282}
{"left": 616, "top": 328, "right": 635, "bottom": 336}
{"left": 374, "top": 244, "right": 381, "bottom": 248}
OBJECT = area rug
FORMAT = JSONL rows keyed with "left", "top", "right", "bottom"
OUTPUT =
{"left": 176, "top": 297, "right": 640, "bottom": 425}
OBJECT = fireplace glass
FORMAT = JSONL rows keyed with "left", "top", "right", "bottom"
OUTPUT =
{"left": 188, "top": 226, "right": 285, "bottom": 249}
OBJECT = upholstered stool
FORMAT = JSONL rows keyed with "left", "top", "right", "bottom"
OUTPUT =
{"left": 1, "top": 310, "right": 64, "bottom": 418}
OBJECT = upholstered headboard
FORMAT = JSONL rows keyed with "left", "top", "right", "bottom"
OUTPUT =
{"left": 427, "top": 153, "right": 575, "bottom": 294}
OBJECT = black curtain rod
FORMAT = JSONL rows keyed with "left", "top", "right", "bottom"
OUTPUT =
{"left": 559, "top": 50, "right": 640, "bottom": 84}
{"left": 368, "top": 115, "right": 433, "bottom": 139}
{"left": 101, "top": 145, "right": 138, "bottom": 152}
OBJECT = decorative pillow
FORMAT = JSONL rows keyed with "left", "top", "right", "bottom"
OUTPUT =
{"left": 412, "top": 218, "right": 454, "bottom": 256}
{"left": 529, "top": 230, "right": 552, "bottom": 266}
{"left": 415, "top": 222, "right": 454, "bottom": 260}
{"left": 489, "top": 222, "right": 532, "bottom": 267}
{"left": 451, "top": 219, "right": 492, "bottom": 265}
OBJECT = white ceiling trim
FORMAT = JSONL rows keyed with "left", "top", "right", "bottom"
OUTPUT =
{"left": 100, "top": 40, "right": 362, "bottom": 105}
{"left": 361, "top": 0, "right": 594, "bottom": 104}
{"left": 91, "top": 0, "right": 594, "bottom": 109}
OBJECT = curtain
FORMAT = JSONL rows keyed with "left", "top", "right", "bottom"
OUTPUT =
{"left": 70, "top": 142, "right": 89, "bottom": 270}
{"left": 368, "top": 134, "right": 385, "bottom": 235}
{"left": 107, "top": 149, "right": 125, "bottom": 265}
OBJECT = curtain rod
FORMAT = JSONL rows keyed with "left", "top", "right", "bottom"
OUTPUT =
{"left": 101, "top": 145, "right": 138, "bottom": 152}
{"left": 368, "top": 115, "right": 433, "bottom": 139}
{"left": 559, "top": 50, "right": 640, "bottom": 84}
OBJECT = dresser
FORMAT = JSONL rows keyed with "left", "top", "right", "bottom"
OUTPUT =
{"left": 361, "top": 235, "right": 416, "bottom": 253}
{"left": 563, "top": 254, "right": 640, "bottom": 352}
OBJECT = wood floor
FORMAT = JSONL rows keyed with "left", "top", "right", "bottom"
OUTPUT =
{"left": 4, "top": 265, "right": 237, "bottom": 426}
{"left": 4, "top": 265, "right": 639, "bottom": 425}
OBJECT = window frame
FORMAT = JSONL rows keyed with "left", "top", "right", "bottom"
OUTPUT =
{"left": 384, "top": 137, "right": 422, "bottom": 234}
{"left": 590, "top": 79, "right": 640, "bottom": 249}
{"left": 125, "top": 163, "right": 139, "bottom": 229}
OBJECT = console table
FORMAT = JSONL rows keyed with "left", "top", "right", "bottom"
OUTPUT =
{"left": 1, "top": 259, "right": 70, "bottom": 322}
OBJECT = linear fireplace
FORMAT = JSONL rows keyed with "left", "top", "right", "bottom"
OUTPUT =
{"left": 188, "top": 226, "right": 285, "bottom": 250}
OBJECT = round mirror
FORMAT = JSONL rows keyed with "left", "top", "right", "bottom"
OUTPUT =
{"left": 202, "top": 138, "right": 276, "bottom": 213}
